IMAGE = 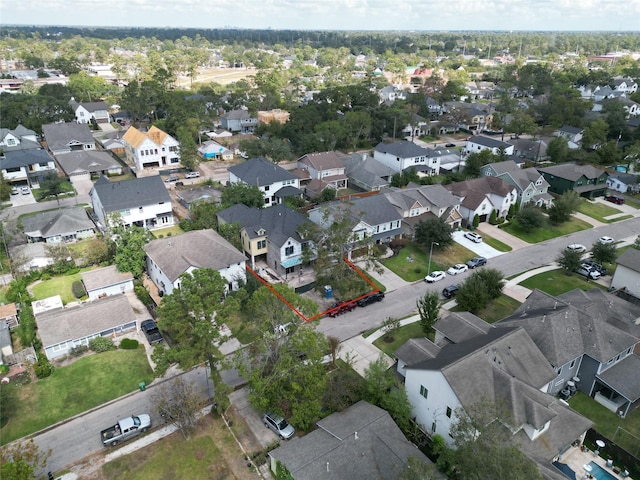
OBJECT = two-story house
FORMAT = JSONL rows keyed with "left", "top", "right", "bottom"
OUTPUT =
{"left": 89, "top": 175, "right": 174, "bottom": 230}
{"left": 144, "top": 229, "right": 246, "bottom": 297}
{"left": 228, "top": 157, "right": 302, "bottom": 207}
{"left": 42, "top": 122, "right": 96, "bottom": 156}
{"left": 1, "top": 149, "right": 57, "bottom": 189}
{"left": 220, "top": 109, "right": 257, "bottom": 134}
{"left": 445, "top": 176, "right": 517, "bottom": 225}
{"left": 0, "top": 124, "right": 41, "bottom": 152}
{"left": 498, "top": 289, "right": 640, "bottom": 418}
{"left": 342, "top": 153, "right": 392, "bottom": 192}
{"left": 611, "top": 248, "right": 640, "bottom": 301}
{"left": 383, "top": 184, "right": 463, "bottom": 238}
{"left": 308, "top": 195, "right": 402, "bottom": 257}
{"left": 555, "top": 126, "right": 583, "bottom": 149}
{"left": 613, "top": 77, "right": 639, "bottom": 94}
{"left": 69, "top": 99, "right": 110, "bottom": 124}
{"left": 217, "top": 203, "right": 311, "bottom": 277}
{"left": 373, "top": 141, "right": 438, "bottom": 175}
{"left": 464, "top": 135, "right": 514, "bottom": 157}
{"left": 297, "top": 151, "right": 349, "bottom": 197}
{"left": 537, "top": 163, "right": 608, "bottom": 198}
{"left": 122, "top": 126, "right": 180, "bottom": 173}
{"left": 480, "top": 160, "right": 553, "bottom": 207}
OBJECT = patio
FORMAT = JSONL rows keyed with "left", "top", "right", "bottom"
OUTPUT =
{"left": 559, "top": 445, "right": 631, "bottom": 479}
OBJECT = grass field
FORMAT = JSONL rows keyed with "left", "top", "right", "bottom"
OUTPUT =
{"left": 503, "top": 216, "right": 592, "bottom": 243}
{"left": 382, "top": 242, "right": 475, "bottom": 282}
{"left": 0, "top": 349, "right": 154, "bottom": 445}
{"left": 576, "top": 199, "right": 622, "bottom": 223}
{"left": 373, "top": 321, "right": 426, "bottom": 356}
{"left": 519, "top": 269, "right": 606, "bottom": 296}
{"left": 483, "top": 235, "right": 513, "bottom": 252}
{"left": 152, "top": 225, "right": 185, "bottom": 238}
{"left": 31, "top": 268, "right": 95, "bottom": 304}
{"left": 450, "top": 294, "right": 521, "bottom": 323}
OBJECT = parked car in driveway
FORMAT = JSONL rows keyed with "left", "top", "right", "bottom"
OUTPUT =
{"left": 447, "top": 264, "right": 468, "bottom": 275}
{"left": 582, "top": 259, "right": 608, "bottom": 276}
{"left": 575, "top": 263, "right": 601, "bottom": 280}
{"left": 21, "top": 186, "right": 30, "bottom": 195}
{"left": 164, "top": 176, "right": 180, "bottom": 183}
{"left": 566, "top": 244, "right": 586, "bottom": 254}
{"left": 442, "top": 284, "right": 459, "bottom": 299}
{"left": 604, "top": 195, "right": 624, "bottom": 205}
{"left": 11, "top": 187, "right": 18, "bottom": 195}
{"left": 263, "top": 412, "right": 295, "bottom": 439}
{"left": 185, "top": 171, "right": 200, "bottom": 179}
{"left": 141, "top": 319, "right": 164, "bottom": 344}
{"left": 466, "top": 257, "right": 487, "bottom": 269}
{"left": 464, "top": 231, "right": 483, "bottom": 243}
{"left": 425, "top": 271, "right": 446, "bottom": 283}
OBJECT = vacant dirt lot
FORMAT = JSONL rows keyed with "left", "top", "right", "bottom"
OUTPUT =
{"left": 176, "top": 67, "right": 254, "bottom": 88}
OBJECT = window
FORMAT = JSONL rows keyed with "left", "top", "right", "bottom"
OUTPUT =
{"left": 285, "top": 246, "right": 294, "bottom": 256}
{"left": 420, "top": 385, "right": 428, "bottom": 399}
{"left": 6, "top": 138, "right": 15, "bottom": 145}
{"left": 257, "top": 240, "right": 266, "bottom": 249}
{"left": 264, "top": 185, "right": 270, "bottom": 191}
{"left": 446, "top": 407, "right": 452, "bottom": 418}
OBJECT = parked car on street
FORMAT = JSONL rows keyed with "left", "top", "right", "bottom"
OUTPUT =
{"left": 425, "top": 271, "right": 446, "bottom": 283}
{"left": 447, "top": 264, "right": 468, "bottom": 275}
{"left": 356, "top": 292, "right": 385, "bottom": 307}
{"left": 464, "top": 231, "right": 483, "bottom": 243}
{"left": 263, "top": 412, "right": 295, "bottom": 440}
{"left": 598, "top": 236, "right": 614, "bottom": 245}
{"left": 566, "top": 244, "right": 586, "bottom": 254}
{"left": 442, "top": 284, "right": 459, "bottom": 299}
{"left": 466, "top": 257, "right": 487, "bottom": 269}
{"left": 575, "top": 263, "right": 601, "bottom": 280}
{"left": 327, "top": 300, "right": 357, "bottom": 317}
{"left": 604, "top": 195, "right": 624, "bottom": 205}
{"left": 185, "top": 171, "right": 200, "bottom": 179}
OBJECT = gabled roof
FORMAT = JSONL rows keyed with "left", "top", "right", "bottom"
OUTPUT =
{"left": 122, "top": 125, "right": 172, "bottom": 149}
{"left": 467, "top": 135, "right": 513, "bottom": 149}
{"left": 268, "top": 400, "right": 433, "bottom": 480}
{"left": 81, "top": 265, "right": 133, "bottom": 292}
{"left": 71, "top": 100, "right": 108, "bottom": 112}
{"left": 608, "top": 173, "right": 638, "bottom": 185}
{"left": 394, "top": 337, "right": 441, "bottom": 366}
{"left": 433, "top": 311, "right": 493, "bottom": 344}
{"left": 497, "top": 289, "right": 639, "bottom": 366}
{"left": 221, "top": 109, "right": 252, "bottom": 120}
{"left": 91, "top": 176, "right": 170, "bottom": 212}
{"left": 384, "top": 184, "right": 461, "bottom": 212}
{"left": 484, "top": 160, "right": 549, "bottom": 192}
{"left": 55, "top": 150, "right": 121, "bottom": 175}
{"left": 537, "top": 163, "right": 607, "bottom": 182}
{"left": 446, "top": 176, "right": 515, "bottom": 209}
{"left": 596, "top": 355, "right": 640, "bottom": 402}
{"left": 143, "top": 229, "right": 246, "bottom": 283}
{"left": 374, "top": 140, "right": 431, "bottom": 158}
{"left": 228, "top": 157, "right": 298, "bottom": 186}
{"left": 1, "top": 149, "right": 53, "bottom": 169}
{"left": 616, "top": 247, "right": 640, "bottom": 273}
{"left": 342, "top": 154, "right": 392, "bottom": 189}
{"left": 22, "top": 206, "right": 95, "bottom": 238}
{"left": 42, "top": 122, "right": 95, "bottom": 151}
{"left": 217, "top": 203, "right": 309, "bottom": 248}
{"left": 298, "top": 151, "right": 346, "bottom": 171}
{"left": 557, "top": 125, "right": 583, "bottom": 135}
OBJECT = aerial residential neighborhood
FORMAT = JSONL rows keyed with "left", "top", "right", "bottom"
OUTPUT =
{"left": 0, "top": 23, "right": 639, "bottom": 480}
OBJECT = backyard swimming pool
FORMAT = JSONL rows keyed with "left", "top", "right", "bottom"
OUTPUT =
{"left": 589, "top": 461, "right": 618, "bottom": 480}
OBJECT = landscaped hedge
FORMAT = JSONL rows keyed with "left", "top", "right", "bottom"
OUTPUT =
{"left": 89, "top": 337, "right": 116, "bottom": 352}
{"left": 72, "top": 281, "right": 86, "bottom": 299}
{"left": 120, "top": 338, "right": 139, "bottom": 349}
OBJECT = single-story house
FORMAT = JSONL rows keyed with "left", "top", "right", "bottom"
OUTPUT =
{"left": 55, "top": 150, "right": 123, "bottom": 180}
{"left": 81, "top": 265, "right": 134, "bottom": 301}
{"left": 0, "top": 303, "right": 19, "bottom": 329}
{"left": 21, "top": 206, "right": 96, "bottom": 244}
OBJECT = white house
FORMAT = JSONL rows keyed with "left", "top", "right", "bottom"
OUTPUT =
{"left": 144, "top": 229, "right": 247, "bottom": 296}
{"left": 89, "top": 175, "right": 174, "bottom": 231}
{"left": 607, "top": 173, "right": 639, "bottom": 194}
{"left": 69, "top": 99, "right": 110, "bottom": 124}
{"left": 228, "top": 157, "right": 301, "bottom": 207}
{"left": 611, "top": 248, "right": 640, "bottom": 300}
{"left": 373, "top": 140, "right": 439, "bottom": 175}
{"left": 0, "top": 124, "right": 40, "bottom": 152}
{"left": 1, "top": 149, "right": 57, "bottom": 190}
{"left": 122, "top": 126, "right": 180, "bottom": 172}
{"left": 446, "top": 176, "right": 517, "bottom": 225}
{"left": 463, "top": 135, "right": 514, "bottom": 157}
{"left": 197, "top": 140, "right": 234, "bottom": 161}
{"left": 81, "top": 265, "right": 134, "bottom": 301}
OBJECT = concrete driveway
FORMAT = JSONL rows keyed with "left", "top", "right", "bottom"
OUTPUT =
{"left": 70, "top": 176, "right": 95, "bottom": 196}
{"left": 338, "top": 336, "right": 394, "bottom": 376}
{"left": 452, "top": 230, "right": 502, "bottom": 258}
{"left": 229, "top": 387, "right": 280, "bottom": 448}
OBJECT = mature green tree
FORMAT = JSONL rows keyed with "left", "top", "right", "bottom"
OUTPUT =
{"left": 176, "top": 126, "right": 200, "bottom": 172}
{"left": 507, "top": 111, "right": 538, "bottom": 137}
{"left": 455, "top": 274, "right": 489, "bottom": 313}
{"left": 0, "top": 173, "right": 11, "bottom": 201}
{"left": 591, "top": 241, "right": 618, "bottom": 265}
{"left": 556, "top": 248, "right": 583, "bottom": 275}
{"left": 581, "top": 118, "right": 609, "bottom": 151}
{"left": 180, "top": 202, "right": 220, "bottom": 231}
{"left": 396, "top": 455, "right": 439, "bottom": 480}
{"left": 475, "top": 268, "right": 505, "bottom": 300}
{"left": 82, "top": 237, "right": 114, "bottom": 266}
{"left": 417, "top": 290, "right": 440, "bottom": 337}
{"left": 547, "top": 136, "right": 570, "bottom": 163}
{"left": 67, "top": 71, "right": 114, "bottom": 102}
{"left": 0, "top": 438, "right": 51, "bottom": 480}
{"left": 221, "top": 183, "right": 264, "bottom": 209}
{"left": 217, "top": 222, "right": 242, "bottom": 252}
{"left": 415, "top": 216, "right": 454, "bottom": 250}
{"left": 464, "top": 150, "right": 496, "bottom": 178}
{"left": 153, "top": 268, "right": 229, "bottom": 407}
{"left": 514, "top": 206, "right": 545, "bottom": 232}
{"left": 449, "top": 399, "right": 543, "bottom": 480}
{"left": 112, "top": 223, "right": 153, "bottom": 278}
{"left": 548, "top": 190, "right": 580, "bottom": 224}
{"left": 37, "top": 172, "right": 66, "bottom": 204}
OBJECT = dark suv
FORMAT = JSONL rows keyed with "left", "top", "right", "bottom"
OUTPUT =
{"left": 582, "top": 259, "right": 608, "bottom": 276}
{"left": 466, "top": 257, "right": 487, "bottom": 269}
{"left": 356, "top": 292, "right": 385, "bottom": 307}
{"left": 442, "top": 285, "right": 459, "bottom": 299}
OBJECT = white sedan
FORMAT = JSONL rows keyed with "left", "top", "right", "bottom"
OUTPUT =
{"left": 447, "top": 264, "right": 469, "bottom": 275}
{"left": 425, "top": 271, "right": 446, "bottom": 283}
{"left": 598, "top": 236, "right": 614, "bottom": 245}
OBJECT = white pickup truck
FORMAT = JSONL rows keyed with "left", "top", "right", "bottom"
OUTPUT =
{"left": 100, "top": 414, "right": 151, "bottom": 446}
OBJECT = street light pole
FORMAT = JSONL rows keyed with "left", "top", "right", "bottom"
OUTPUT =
{"left": 428, "top": 241, "right": 439, "bottom": 275}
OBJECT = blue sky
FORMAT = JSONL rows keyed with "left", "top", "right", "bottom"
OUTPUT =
{"left": 2, "top": 0, "right": 639, "bottom": 32}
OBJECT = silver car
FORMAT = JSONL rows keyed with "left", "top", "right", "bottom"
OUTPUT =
{"left": 263, "top": 412, "right": 295, "bottom": 439}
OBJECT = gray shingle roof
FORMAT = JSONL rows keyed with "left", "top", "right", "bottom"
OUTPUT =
{"left": 143, "top": 229, "right": 246, "bottom": 283}
{"left": 384, "top": 184, "right": 461, "bottom": 212}
{"left": 433, "top": 311, "right": 493, "bottom": 344}
{"left": 81, "top": 265, "right": 133, "bottom": 292}
{"left": 608, "top": 173, "right": 638, "bottom": 185}
{"left": 91, "top": 176, "right": 170, "bottom": 212}
{"left": 1, "top": 149, "right": 53, "bottom": 169}
{"left": 268, "top": 401, "right": 433, "bottom": 480}
{"left": 221, "top": 109, "right": 251, "bottom": 120}
{"left": 468, "top": 135, "right": 513, "bottom": 149}
{"left": 298, "top": 151, "right": 346, "bottom": 170}
{"left": 55, "top": 150, "right": 121, "bottom": 176}
{"left": 394, "top": 337, "right": 440, "bottom": 366}
{"left": 596, "top": 355, "right": 640, "bottom": 401}
{"left": 228, "top": 157, "right": 297, "bottom": 186}
{"left": 616, "top": 246, "right": 640, "bottom": 272}
{"left": 22, "top": 206, "right": 95, "bottom": 239}
{"left": 342, "top": 154, "right": 391, "bottom": 190}
{"left": 374, "top": 140, "right": 431, "bottom": 158}
{"left": 42, "top": 122, "right": 95, "bottom": 152}
{"left": 537, "top": 163, "right": 607, "bottom": 182}
{"left": 36, "top": 294, "right": 136, "bottom": 347}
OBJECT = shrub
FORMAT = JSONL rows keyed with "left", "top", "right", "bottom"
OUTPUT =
{"left": 72, "top": 281, "right": 86, "bottom": 299}
{"left": 69, "top": 345, "right": 89, "bottom": 357}
{"left": 120, "top": 338, "right": 139, "bottom": 349}
{"left": 89, "top": 336, "right": 116, "bottom": 352}
{"left": 134, "top": 282, "right": 153, "bottom": 306}
{"left": 472, "top": 214, "right": 480, "bottom": 228}
{"left": 34, "top": 354, "right": 54, "bottom": 379}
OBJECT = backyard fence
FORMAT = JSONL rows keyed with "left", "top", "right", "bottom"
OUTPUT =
{"left": 585, "top": 428, "right": 640, "bottom": 479}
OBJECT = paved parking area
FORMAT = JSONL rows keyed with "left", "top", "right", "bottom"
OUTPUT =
{"left": 452, "top": 230, "right": 502, "bottom": 258}
{"left": 228, "top": 387, "right": 279, "bottom": 448}
{"left": 9, "top": 190, "right": 36, "bottom": 207}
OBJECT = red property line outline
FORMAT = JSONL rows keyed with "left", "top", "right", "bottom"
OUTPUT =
{"left": 245, "top": 260, "right": 381, "bottom": 322}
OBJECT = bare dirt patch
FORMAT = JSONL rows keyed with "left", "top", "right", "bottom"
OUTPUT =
{"left": 175, "top": 67, "right": 254, "bottom": 88}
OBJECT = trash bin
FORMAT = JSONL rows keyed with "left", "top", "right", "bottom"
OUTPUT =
{"left": 138, "top": 381, "right": 146, "bottom": 392}
{"left": 324, "top": 285, "right": 333, "bottom": 299}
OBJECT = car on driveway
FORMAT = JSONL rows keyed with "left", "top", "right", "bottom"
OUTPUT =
{"left": 21, "top": 186, "right": 30, "bottom": 195}
{"left": 463, "top": 231, "right": 483, "bottom": 243}
{"left": 582, "top": 259, "right": 608, "bottom": 276}
{"left": 447, "top": 264, "right": 468, "bottom": 276}
{"left": 11, "top": 187, "right": 18, "bottom": 195}
{"left": 466, "top": 257, "right": 487, "bottom": 269}
{"left": 185, "top": 171, "right": 200, "bottom": 179}
{"left": 263, "top": 412, "right": 295, "bottom": 440}
{"left": 356, "top": 291, "right": 385, "bottom": 307}
{"left": 425, "top": 271, "right": 446, "bottom": 283}
{"left": 598, "top": 236, "right": 614, "bottom": 245}
{"left": 442, "top": 284, "right": 459, "bottom": 299}
{"left": 566, "top": 244, "right": 586, "bottom": 254}
{"left": 141, "top": 319, "right": 164, "bottom": 344}
{"left": 164, "top": 176, "right": 180, "bottom": 183}
{"left": 604, "top": 195, "right": 624, "bottom": 205}
{"left": 575, "top": 263, "right": 601, "bottom": 280}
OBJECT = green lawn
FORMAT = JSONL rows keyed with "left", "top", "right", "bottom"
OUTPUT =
{"left": 31, "top": 268, "right": 95, "bottom": 304}
{"left": 152, "top": 225, "right": 185, "bottom": 238}
{"left": 576, "top": 199, "right": 621, "bottom": 222}
{"left": 483, "top": 235, "right": 512, "bottom": 252}
{"left": 569, "top": 392, "right": 640, "bottom": 455}
{"left": 450, "top": 294, "right": 522, "bottom": 324}
{"left": 0, "top": 349, "right": 154, "bottom": 445}
{"left": 373, "top": 321, "right": 427, "bottom": 356}
{"left": 382, "top": 242, "right": 475, "bottom": 282}
{"left": 519, "top": 269, "right": 606, "bottom": 296}
{"left": 502, "top": 216, "right": 592, "bottom": 243}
